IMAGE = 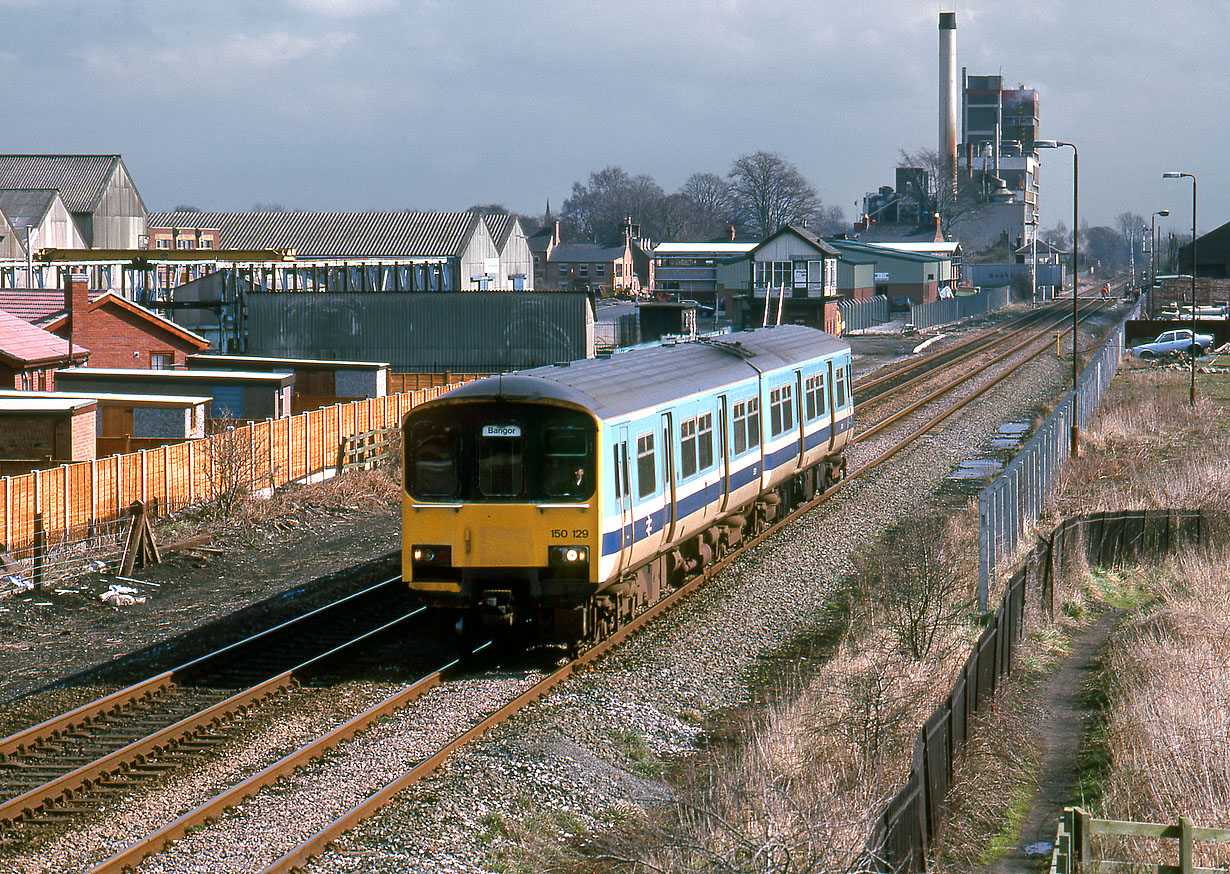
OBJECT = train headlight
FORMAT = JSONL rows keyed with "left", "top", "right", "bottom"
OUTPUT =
{"left": 411, "top": 545, "right": 451, "bottom": 566}
{"left": 548, "top": 545, "right": 589, "bottom": 566}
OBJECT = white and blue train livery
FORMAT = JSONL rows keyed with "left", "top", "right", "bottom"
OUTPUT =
{"left": 402, "top": 324, "right": 853, "bottom": 643}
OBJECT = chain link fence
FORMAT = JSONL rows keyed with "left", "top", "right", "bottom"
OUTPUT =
{"left": 977, "top": 296, "right": 1144, "bottom": 606}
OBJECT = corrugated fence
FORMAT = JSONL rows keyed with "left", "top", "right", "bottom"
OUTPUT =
{"left": 910, "top": 286, "right": 1011, "bottom": 331}
{"left": 866, "top": 507, "right": 1205, "bottom": 873}
{"left": 0, "top": 386, "right": 457, "bottom": 560}
{"left": 839, "top": 295, "right": 891, "bottom": 334}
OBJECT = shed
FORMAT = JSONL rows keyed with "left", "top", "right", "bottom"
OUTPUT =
{"left": 0, "top": 389, "right": 208, "bottom": 441}
{"left": 184, "top": 353, "right": 388, "bottom": 400}
{"left": 53, "top": 367, "right": 293, "bottom": 420}
{"left": 0, "top": 396, "right": 96, "bottom": 475}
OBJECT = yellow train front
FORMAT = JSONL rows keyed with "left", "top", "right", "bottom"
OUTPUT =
{"left": 402, "top": 375, "right": 600, "bottom": 641}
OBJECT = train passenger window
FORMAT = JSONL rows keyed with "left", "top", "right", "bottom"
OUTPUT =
{"left": 543, "top": 424, "right": 590, "bottom": 499}
{"left": 680, "top": 419, "right": 698, "bottom": 478}
{"left": 747, "top": 397, "right": 760, "bottom": 448}
{"left": 733, "top": 402, "right": 747, "bottom": 454}
{"left": 836, "top": 366, "right": 847, "bottom": 409}
{"left": 613, "top": 446, "right": 623, "bottom": 499}
{"left": 478, "top": 426, "right": 524, "bottom": 497}
{"left": 805, "top": 374, "right": 826, "bottom": 419}
{"left": 409, "top": 421, "right": 460, "bottom": 499}
{"left": 636, "top": 433, "right": 655, "bottom": 499}
{"left": 698, "top": 413, "right": 713, "bottom": 469}
{"left": 770, "top": 386, "right": 794, "bottom": 436}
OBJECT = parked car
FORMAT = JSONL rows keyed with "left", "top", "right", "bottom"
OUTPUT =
{"left": 1132, "top": 329, "right": 1214, "bottom": 359}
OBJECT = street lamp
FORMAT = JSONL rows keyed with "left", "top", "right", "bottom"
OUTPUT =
{"left": 1162, "top": 171, "right": 1197, "bottom": 405}
{"left": 1150, "top": 209, "right": 1169, "bottom": 311}
{"left": 1034, "top": 139, "right": 1080, "bottom": 455}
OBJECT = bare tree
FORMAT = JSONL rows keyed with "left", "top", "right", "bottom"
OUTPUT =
{"left": 560, "top": 166, "right": 665, "bottom": 243}
{"left": 467, "top": 203, "right": 509, "bottom": 215}
{"left": 897, "top": 147, "right": 981, "bottom": 240}
{"left": 678, "top": 172, "right": 737, "bottom": 240}
{"left": 728, "top": 151, "right": 822, "bottom": 238}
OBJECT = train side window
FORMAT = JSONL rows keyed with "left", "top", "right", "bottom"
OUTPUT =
{"left": 680, "top": 418, "right": 698, "bottom": 478}
{"left": 478, "top": 426, "right": 524, "bottom": 497}
{"left": 732, "top": 403, "right": 746, "bottom": 455}
{"left": 747, "top": 397, "right": 760, "bottom": 448}
{"left": 835, "top": 365, "right": 847, "bottom": 409}
{"left": 636, "top": 433, "right": 656, "bottom": 499}
{"left": 770, "top": 385, "right": 793, "bottom": 436}
{"left": 805, "top": 374, "right": 826, "bottom": 420}
{"left": 543, "top": 424, "right": 589, "bottom": 498}
{"left": 770, "top": 388, "right": 782, "bottom": 436}
{"left": 613, "top": 446, "right": 623, "bottom": 499}
{"left": 782, "top": 384, "right": 794, "bottom": 431}
{"left": 698, "top": 412, "right": 713, "bottom": 469}
{"left": 409, "top": 421, "right": 460, "bottom": 499}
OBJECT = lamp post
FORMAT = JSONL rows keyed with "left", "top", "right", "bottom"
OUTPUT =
{"left": 1150, "top": 209, "right": 1169, "bottom": 314}
{"left": 1034, "top": 139, "right": 1080, "bottom": 455}
{"left": 1162, "top": 171, "right": 1197, "bottom": 405}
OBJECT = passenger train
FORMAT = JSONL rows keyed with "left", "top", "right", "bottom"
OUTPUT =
{"left": 401, "top": 324, "right": 853, "bottom": 643}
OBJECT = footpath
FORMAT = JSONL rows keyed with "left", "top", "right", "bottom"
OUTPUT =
{"left": 990, "top": 607, "right": 1123, "bottom": 873}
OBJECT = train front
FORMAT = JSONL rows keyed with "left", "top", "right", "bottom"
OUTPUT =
{"left": 401, "top": 376, "right": 600, "bottom": 642}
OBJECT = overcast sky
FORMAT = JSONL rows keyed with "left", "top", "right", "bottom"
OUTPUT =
{"left": 3, "top": 0, "right": 1225, "bottom": 237}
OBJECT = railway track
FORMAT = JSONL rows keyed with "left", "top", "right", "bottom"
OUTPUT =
{"left": 0, "top": 578, "right": 423, "bottom": 838}
{"left": 1, "top": 297, "right": 1128, "bottom": 872}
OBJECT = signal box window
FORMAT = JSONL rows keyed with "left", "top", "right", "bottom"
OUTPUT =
{"left": 409, "top": 421, "right": 460, "bottom": 499}
{"left": 636, "top": 433, "right": 656, "bottom": 499}
{"left": 478, "top": 425, "right": 524, "bottom": 497}
{"left": 544, "top": 424, "right": 590, "bottom": 499}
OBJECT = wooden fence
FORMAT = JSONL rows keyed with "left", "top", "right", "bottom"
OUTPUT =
{"left": 388, "top": 371, "right": 493, "bottom": 393}
{"left": 1051, "top": 807, "right": 1230, "bottom": 874}
{"left": 0, "top": 384, "right": 461, "bottom": 557}
{"left": 865, "top": 508, "right": 1206, "bottom": 873}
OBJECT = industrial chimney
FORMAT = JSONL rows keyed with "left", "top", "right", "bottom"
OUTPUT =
{"left": 938, "top": 12, "right": 958, "bottom": 188}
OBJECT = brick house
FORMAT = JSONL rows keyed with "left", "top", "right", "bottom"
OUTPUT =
{"left": 0, "top": 274, "right": 210, "bottom": 368}
{"left": 0, "top": 306, "right": 88, "bottom": 390}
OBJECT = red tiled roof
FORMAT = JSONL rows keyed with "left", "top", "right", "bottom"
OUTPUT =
{"left": 0, "top": 307, "right": 88, "bottom": 367}
{"left": 0, "top": 290, "right": 101, "bottom": 326}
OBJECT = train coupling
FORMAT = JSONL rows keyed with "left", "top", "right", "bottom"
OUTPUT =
{"left": 476, "top": 589, "right": 516, "bottom": 630}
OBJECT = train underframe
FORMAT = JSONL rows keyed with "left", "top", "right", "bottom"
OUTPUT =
{"left": 454, "top": 453, "right": 847, "bottom": 649}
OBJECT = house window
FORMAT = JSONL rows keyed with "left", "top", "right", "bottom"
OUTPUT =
{"left": 156, "top": 239, "right": 170, "bottom": 249}
{"left": 615, "top": 264, "right": 623, "bottom": 277}
{"left": 595, "top": 264, "right": 605, "bottom": 278}
{"left": 198, "top": 239, "right": 213, "bottom": 249}
{"left": 176, "top": 239, "right": 194, "bottom": 249}
{"left": 150, "top": 352, "right": 175, "bottom": 369}
{"left": 558, "top": 265, "right": 569, "bottom": 277}
{"left": 578, "top": 265, "right": 589, "bottom": 278}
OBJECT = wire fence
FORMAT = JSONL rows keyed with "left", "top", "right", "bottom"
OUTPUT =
{"left": 977, "top": 296, "right": 1144, "bottom": 606}
{"left": 1, "top": 515, "right": 132, "bottom": 596}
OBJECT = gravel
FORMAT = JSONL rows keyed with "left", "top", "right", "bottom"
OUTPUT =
{"left": 0, "top": 305, "right": 1118, "bottom": 874}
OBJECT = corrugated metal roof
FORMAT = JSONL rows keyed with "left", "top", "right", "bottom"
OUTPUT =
{"left": 146, "top": 210, "right": 484, "bottom": 259}
{"left": 482, "top": 214, "right": 517, "bottom": 251}
{"left": 0, "top": 189, "right": 59, "bottom": 232}
{"left": 0, "top": 155, "right": 121, "bottom": 214}
{"left": 440, "top": 324, "right": 847, "bottom": 420}
{"left": 0, "top": 307, "right": 88, "bottom": 366}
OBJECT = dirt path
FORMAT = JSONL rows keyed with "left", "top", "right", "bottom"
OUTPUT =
{"left": 990, "top": 607, "right": 1122, "bottom": 873}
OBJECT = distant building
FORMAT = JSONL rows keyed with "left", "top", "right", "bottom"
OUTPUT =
{"left": 826, "top": 239, "right": 953, "bottom": 305}
{"left": 546, "top": 240, "right": 638, "bottom": 296}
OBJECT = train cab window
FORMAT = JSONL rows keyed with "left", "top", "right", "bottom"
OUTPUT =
{"left": 697, "top": 412, "right": 713, "bottom": 469}
{"left": 770, "top": 385, "right": 794, "bottom": 436}
{"left": 408, "top": 421, "right": 460, "bottom": 499}
{"left": 636, "top": 433, "right": 656, "bottom": 499}
{"left": 805, "top": 374, "right": 826, "bottom": 420}
{"left": 544, "top": 424, "right": 590, "bottom": 499}
{"left": 835, "top": 366, "right": 847, "bottom": 409}
{"left": 478, "top": 424, "right": 525, "bottom": 497}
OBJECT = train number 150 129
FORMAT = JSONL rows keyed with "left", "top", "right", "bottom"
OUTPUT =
{"left": 550, "top": 529, "right": 589, "bottom": 539}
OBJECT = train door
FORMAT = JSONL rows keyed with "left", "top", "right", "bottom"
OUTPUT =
{"left": 660, "top": 411, "right": 677, "bottom": 543}
{"left": 718, "top": 395, "right": 730, "bottom": 513}
{"left": 613, "top": 425, "right": 633, "bottom": 576}
{"left": 794, "top": 369, "right": 806, "bottom": 469}
{"left": 826, "top": 360, "right": 837, "bottom": 452}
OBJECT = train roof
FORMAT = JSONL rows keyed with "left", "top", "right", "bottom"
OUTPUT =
{"left": 433, "top": 325, "right": 848, "bottom": 420}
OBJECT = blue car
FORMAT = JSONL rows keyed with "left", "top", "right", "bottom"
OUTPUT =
{"left": 1132, "top": 329, "right": 1214, "bottom": 359}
